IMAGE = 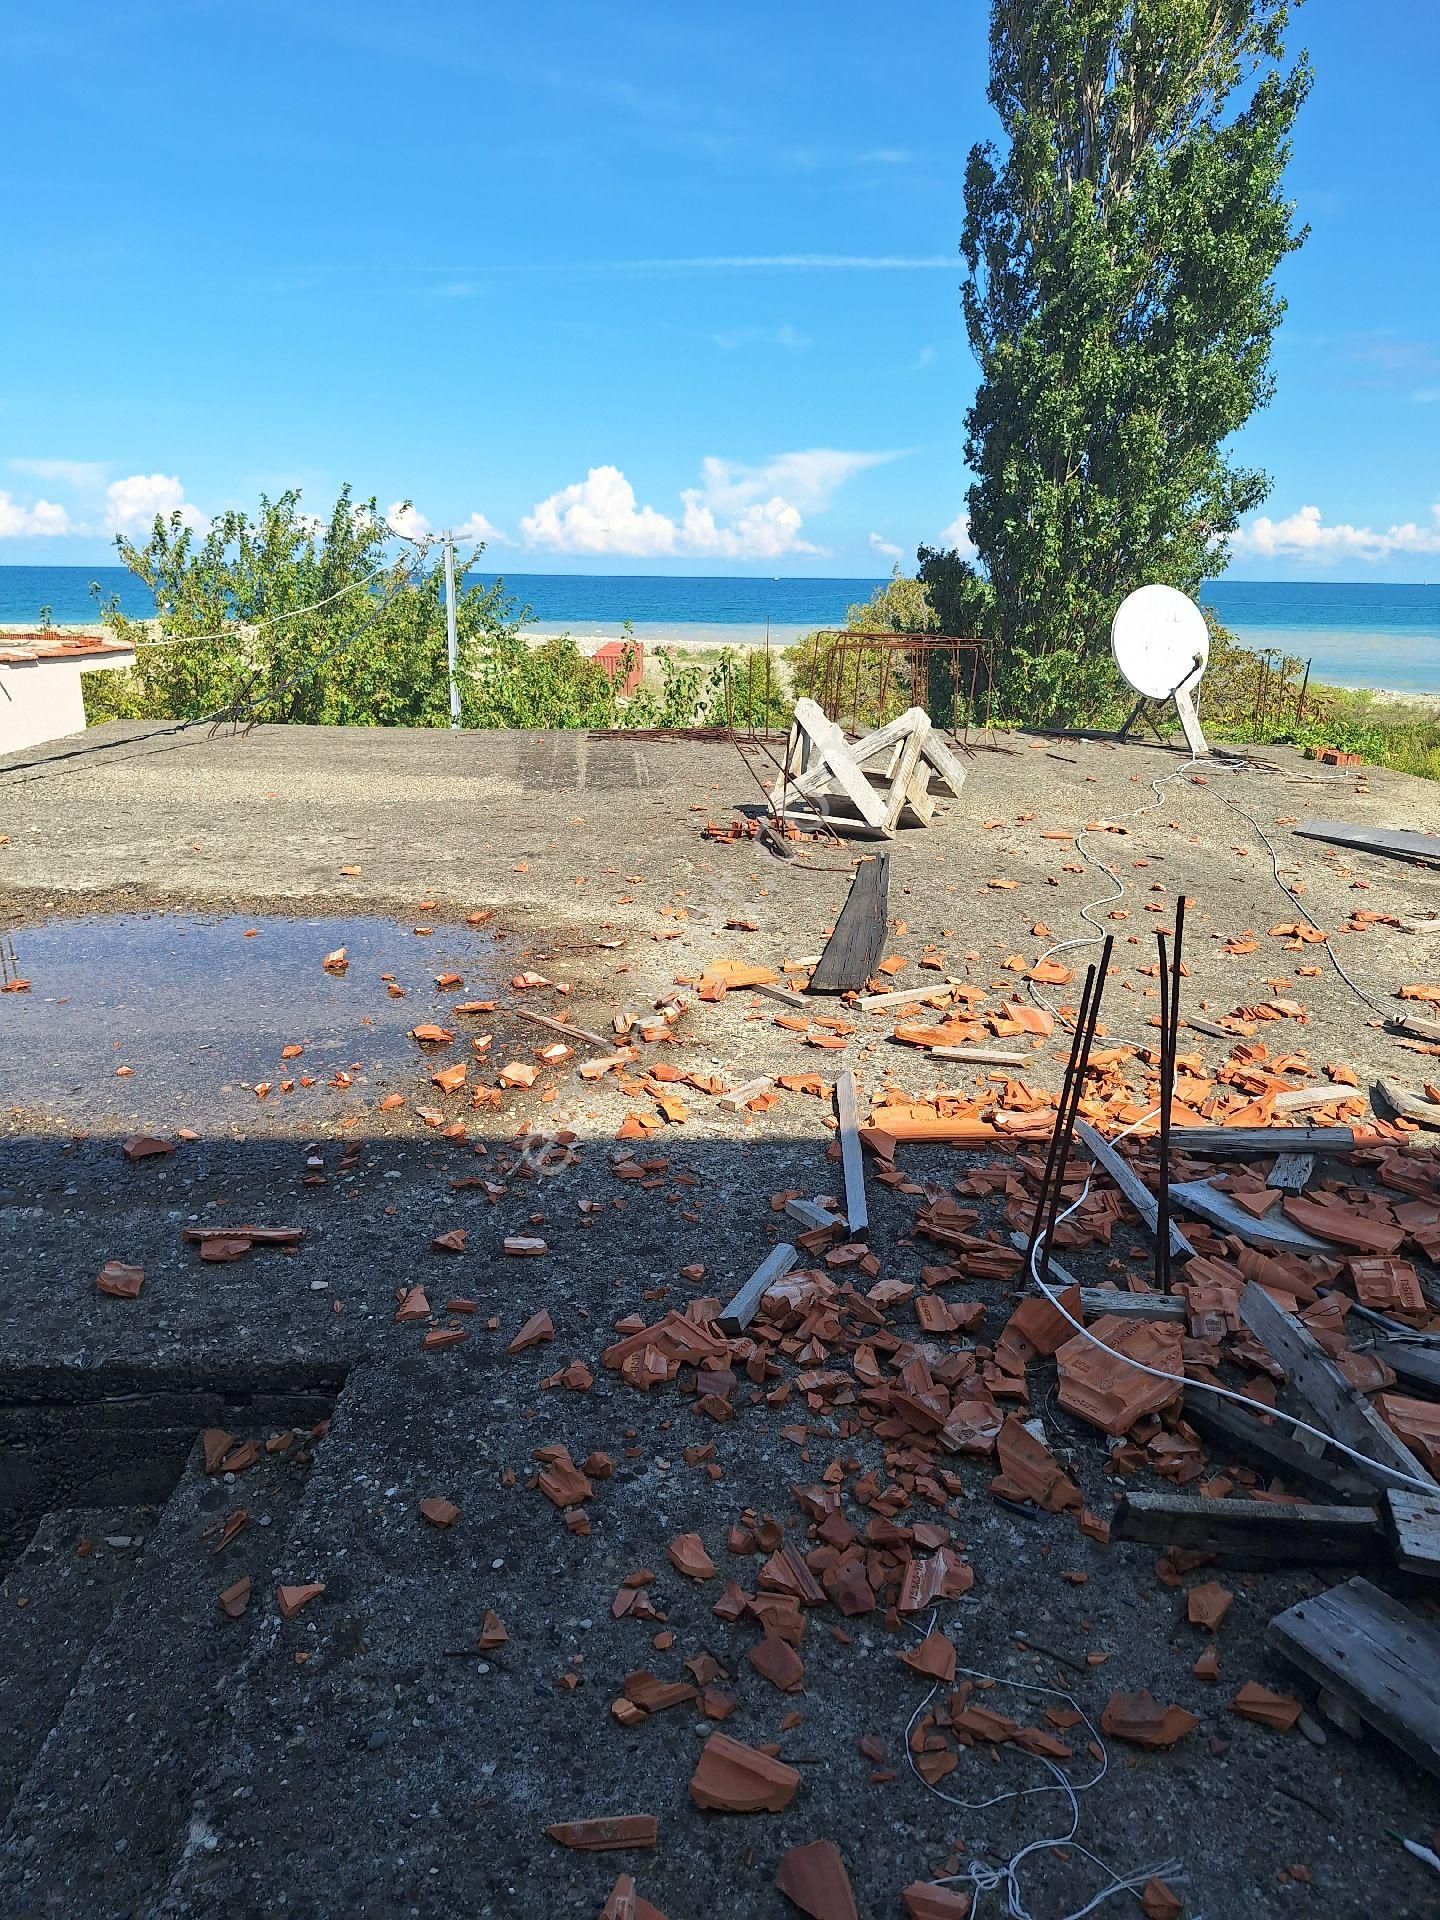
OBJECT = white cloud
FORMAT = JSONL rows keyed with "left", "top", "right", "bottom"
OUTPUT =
{"left": 521, "top": 448, "right": 896, "bottom": 560}
{"left": 868, "top": 532, "right": 903, "bottom": 559}
{"left": 936, "top": 511, "right": 977, "bottom": 559}
{"left": 105, "top": 473, "right": 207, "bottom": 536}
{"left": 698, "top": 448, "right": 901, "bottom": 514}
{"left": 385, "top": 501, "right": 432, "bottom": 541}
{"left": 0, "top": 491, "right": 71, "bottom": 537}
{"left": 710, "top": 323, "right": 811, "bottom": 352}
{"left": 8, "top": 457, "right": 108, "bottom": 489}
{"left": 522, "top": 467, "right": 680, "bottom": 557}
{"left": 1231, "top": 501, "right": 1440, "bottom": 561}
{"left": 451, "top": 511, "right": 513, "bottom": 547}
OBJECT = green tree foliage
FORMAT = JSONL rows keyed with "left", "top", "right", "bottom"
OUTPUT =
{"left": 953, "top": 0, "right": 1311, "bottom": 721}
{"left": 85, "top": 487, "right": 533, "bottom": 729}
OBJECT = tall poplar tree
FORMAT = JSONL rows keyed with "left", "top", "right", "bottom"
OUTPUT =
{"left": 959, "top": 0, "right": 1311, "bottom": 717}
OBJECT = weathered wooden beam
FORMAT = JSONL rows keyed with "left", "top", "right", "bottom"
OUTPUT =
{"left": 1377, "top": 1341, "right": 1440, "bottom": 1396}
{"left": 929, "top": 1045, "right": 1033, "bottom": 1067}
{"left": 1170, "top": 1179, "right": 1340, "bottom": 1253}
{"left": 1184, "top": 1391, "right": 1378, "bottom": 1504}
{"left": 1113, "top": 1490, "right": 1381, "bottom": 1565}
{"left": 717, "top": 1076, "right": 775, "bottom": 1113}
{"left": 1386, "top": 1488, "right": 1440, "bottom": 1580}
{"left": 1268, "top": 1152, "right": 1315, "bottom": 1194}
{"left": 784, "top": 1197, "right": 840, "bottom": 1233}
{"left": 717, "top": 1243, "right": 799, "bottom": 1336}
{"left": 1168, "top": 1126, "right": 1358, "bottom": 1158}
{"left": 835, "top": 1070, "right": 869, "bottom": 1242}
{"left": 1270, "top": 1577, "right": 1440, "bottom": 1778}
{"left": 1007, "top": 1235, "right": 1185, "bottom": 1321}
{"left": 780, "top": 699, "right": 892, "bottom": 833}
{"left": 808, "top": 852, "right": 890, "bottom": 995}
{"left": 1294, "top": 819, "right": 1440, "bottom": 865}
{"left": 1375, "top": 1079, "right": 1440, "bottom": 1130}
{"left": 1075, "top": 1119, "right": 1194, "bottom": 1259}
{"left": 1239, "top": 1282, "right": 1436, "bottom": 1493}
{"left": 1272, "top": 1084, "right": 1361, "bottom": 1116}
{"left": 856, "top": 980, "right": 962, "bottom": 1013}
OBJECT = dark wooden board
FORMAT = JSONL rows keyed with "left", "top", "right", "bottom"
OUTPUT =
{"left": 1183, "top": 1391, "right": 1378, "bottom": 1504}
{"left": 717, "top": 1243, "right": 798, "bottom": 1336}
{"left": 1114, "top": 1490, "right": 1381, "bottom": 1565}
{"left": 1378, "top": 1341, "right": 1440, "bottom": 1397}
{"left": 1167, "top": 1126, "right": 1357, "bottom": 1159}
{"left": 1270, "top": 1577, "right": 1440, "bottom": 1777}
{"left": 1295, "top": 819, "right": 1440, "bottom": 866}
{"left": 1387, "top": 1488, "right": 1440, "bottom": 1579}
{"left": 807, "top": 852, "right": 890, "bottom": 994}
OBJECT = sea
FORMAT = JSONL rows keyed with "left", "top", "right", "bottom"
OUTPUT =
{"left": 2, "top": 566, "right": 1437, "bottom": 696}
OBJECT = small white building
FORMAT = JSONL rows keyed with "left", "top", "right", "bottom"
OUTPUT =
{"left": 0, "top": 633, "right": 135, "bottom": 756}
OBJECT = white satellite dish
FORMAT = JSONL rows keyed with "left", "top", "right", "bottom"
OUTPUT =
{"left": 1111, "top": 584, "right": 1210, "bottom": 757}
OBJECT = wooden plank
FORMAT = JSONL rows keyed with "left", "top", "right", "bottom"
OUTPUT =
{"left": 716, "top": 1243, "right": 799, "bottom": 1336}
{"left": 1239, "top": 1282, "right": 1436, "bottom": 1493}
{"left": 807, "top": 852, "right": 890, "bottom": 994}
{"left": 1268, "top": 1152, "right": 1315, "bottom": 1194}
{"left": 503, "top": 1004, "right": 615, "bottom": 1052}
{"left": 930, "top": 1045, "right": 1033, "bottom": 1068}
{"left": 1375, "top": 1079, "right": 1440, "bottom": 1129}
{"left": 1170, "top": 1178, "right": 1340, "bottom": 1253}
{"left": 1390, "top": 1011, "right": 1440, "bottom": 1043}
{"left": 835, "top": 1071, "right": 869, "bottom": 1242}
{"left": 1386, "top": 1488, "right": 1440, "bottom": 1579}
{"left": 1378, "top": 1341, "right": 1440, "bottom": 1396}
{"left": 1184, "top": 1391, "right": 1378, "bottom": 1504}
{"left": 784, "top": 1198, "right": 840, "bottom": 1233}
{"left": 1006, "top": 1234, "right": 1185, "bottom": 1320}
{"left": 787, "top": 708, "right": 927, "bottom": 794}
{"left": 1295, "top": 819, "right": 1440, "bottom": 866}
{"left": 879, "top": 723, "right": 931, "bottom": 833}
{"left": 717, "top": 1076, "right": 774, "bottom": 1113}
{"left": 1075, "top": 1119, "right": 1194, "bottom": 1259}
{"left": 1272, "top": 1084, "right": 1360, "bottom": 1115}
{"left": 1113, "top": 1491, "right": 1381, "bottom": 1565}
{"left": 750, "top": 981, "right": 809, "bottom": 1010}
{"left": 1269, "top": 1577, "right": 1440, "bottom": 1778}
{"left": 856, "top": 980, "right": 962, "bottom": 1014}
{"left": 783, "top": 700, "right": 891, "bottom": 832}
{"left": 916, "top": 727, "right": 968, "bottom": 801}
{"left": 1168, "top": 1126, "right": 1357, "bottom": 1158}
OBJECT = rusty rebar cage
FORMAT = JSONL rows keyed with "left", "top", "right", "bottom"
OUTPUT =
{"left": 800, "top": 631, "right": 995, "bottom": 744}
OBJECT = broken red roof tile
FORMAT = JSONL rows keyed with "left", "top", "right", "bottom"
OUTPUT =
{"left": 546, "top": 1816, "right": 659, "bottom": 1851}
{"left": 600, "top": 1874, "right": 670, "bottom": 1920}
{"left": 1100, "top": 1691, "right": 1198, "bottom": 1749}
{"left": 217, "top": 1576, "right": 252, "bottom": 1619}
{"left": 1054, "top": 1317, "right": 1183, "bottom": 1435}
{"left": 419, "top": 1497, "right": 460, "bottom": 1529}
{"left": 1228, "top": 1681, "right": 1302, "bottom": 1731}
{"left": 1139, "top": 1879, "right": 1183, "bottom": 1920}
{"left": 201, "top": 1429, "right": 234, "bottom": 1474}
{"left": 667, "top": 1533, "right": 716, "bottom": 1581}
{"left": 748, "top": 1634, "right": 806, "bottom": 1693}
{"left": 97, "top": 1260, "right": 144, "bottom": 1299}
{"left": 774, "top": 1839, "right": 859, "bottom": 1920}
{"left": 509, "top": 1309, "right": 555, "bottom": 1353}
{"left": 990, "top": 1416, "right": 1082, "bottom": 1512}
{"left": 688, "top": 1733, "right": 800, "bottom": 1813}
{"left": 121, "top": 1135, "right": 174, "bottom": 1161}
{"left": 422, "top": 1328, "right": 467, "bottom": 1351}
{"left": 275, "top": 1582, "right": 325, "bottom": 1620}
{"left": 536, "top": 1446, "right": 593, "bottom": 1508}
{"left": 1187, "top": 1581, "right": 1233, "bottom": 1631}
{"left": 431, "top": 1228, "right": 468, "bottom": 1254}
{"left": 394, "top": 1286, "right": 431, "bottom": 1322}
{"left": 898, "top": 1631, "right": 955, "bottom": 1684}
{"left": 901, "top": 1887, "right": 972, "bottom": 1919}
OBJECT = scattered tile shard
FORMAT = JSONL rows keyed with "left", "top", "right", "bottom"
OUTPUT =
{"left": 774, "top": 1839, "right": 859, "bottom": 1920}
{"left": 688, "top": 1734, "right": 800, "bottom": 1812}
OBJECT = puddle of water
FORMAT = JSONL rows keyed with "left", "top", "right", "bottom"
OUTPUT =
{"left": 0, "top": 913, "right": 508, "bottom": 1133}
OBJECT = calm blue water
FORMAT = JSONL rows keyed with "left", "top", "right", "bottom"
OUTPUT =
{"left": 3, "top": 566, "right": 1437, "bottom": 693}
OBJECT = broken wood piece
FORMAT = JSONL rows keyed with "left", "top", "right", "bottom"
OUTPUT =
{"left": 1075, "top": 1120, "right": 1194, "bottom": 1259}
{"left": 929, "top": 1045, "right": 1033, "bottom": 1067}
{"left": 1272, "top": 1084, "right": 1359, "bottom": 1115}
{"left": 784, "top": 1198, "right": 840, "bottom": 1233}
{"left": 778, "top": 699, "right": 892, "bottom": 833}
{"left": 1167, "top": 1126, "right": 1357, "bottom": 1159}
{"left": 1377, "top": 1342, "right": 1440, "bottom": 1396}
{"left": 807, "top": 852, "right": 891, "bottom": 994}
{"left": 834, "top": 1071, "right": 869, "bottom": 1241}
{"left": 503, "top": 1004, "right": 614, "bottom": 1052}
{"left": 1294, "top": 819, "right": 1440, "bottom": 866}
{"left": 1113, "top": 1491, "right": 1381, "bottom": 1565}
{"left": 1390, "top": 1010, "right": 1440, "bottom": 1044}
{"left": 750, "top": 980, "right": 809, "bottom": 1010}
{"left": 717, "top": 1076, "right": 775, "bottom": 1113}
{"left": 1269, "top": 1576, "right": 1440, "bottom": 1778}
{"left": 717, "top": 1244, "right": 799, "bottom": 1336}
{"left": 1268, "top": 1153, "right": 1315, "bottom": 1194}
{"left": 1374, "top": 1079, "right": 1440, "bottom": 1129}
{"left": 1239, "top": 1282, "right": 1436, "bottom": 1494}
{"left": 1170, "top": 1179, "right": 1340, "bottom": 1253}
{"left": 1183, "top": 1391, "right": 1377, "bottom": 1504}
{"left": 1386, "top": 1487, "right": 1440, "bottom": 1579}
{"left": 856, "top": 979, "right": 962, "bottom": 1013}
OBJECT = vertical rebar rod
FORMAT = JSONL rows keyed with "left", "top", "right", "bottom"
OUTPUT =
{"left": 1026, "top": 960, "right": 1099, "bottom": 1268}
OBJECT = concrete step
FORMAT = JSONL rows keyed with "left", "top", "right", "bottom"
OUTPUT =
{"left": 0, "top": 1507, "right": 153, "bottom": 1828}
{"left": 0, "top": 1420, "right": 323, "bottom": 1917}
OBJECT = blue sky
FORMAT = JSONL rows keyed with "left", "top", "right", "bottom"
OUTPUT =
{"left": 1, "top": 0, "right": 1437, "bottom": 579}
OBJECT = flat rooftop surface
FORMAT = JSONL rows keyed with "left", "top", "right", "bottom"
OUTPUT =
{"left": 2, "top": 721, "right": 1439, "bottom": 1917}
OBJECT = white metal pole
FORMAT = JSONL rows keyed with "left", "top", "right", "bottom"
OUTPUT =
{"left": 442, "top": 531, "right": 461, "bottom": 729}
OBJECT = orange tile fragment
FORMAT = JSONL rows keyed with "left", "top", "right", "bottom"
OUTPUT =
{"left": 898, "top": 1631, "right": 955, "bottom": 1683}
{"left": 666, "top": 1533, "right": 716, "bottom": 1581}
{"left": 97, "top": 1261, "right": 144, "bottom": 1299}
{"left": 508, "top": 1309, "right": 555, "bottom": 1353}
{"left": 688, "top": 1734, "right": 800, "bottom": 1813}
{"left": 419, "top": 1497, "right": 460, "bottom": 1528}
{"left": 217, "top": 1576, "right": 252, "bottom": 1619}
{"left": 276, "top": 1582, "right": 325, "bottom": 1620}
{"left": 774, "top": 1839, "right": 858, "bottom": 1920}
{"left": 1228, "top": 1681, "right": 1302, "bottom": 1731}
{"left": 1187, "top": 1581, "right": 1233, "bottom": 1631}
{"left": 1100, "top": 1690, "right": 1197, "bottom": 1749}
{"left": 902, "top": 1886, "right": 972, "bottom": 1919}
{"left": 546, "top": 1816, "right": 659, "bottom": 1851}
